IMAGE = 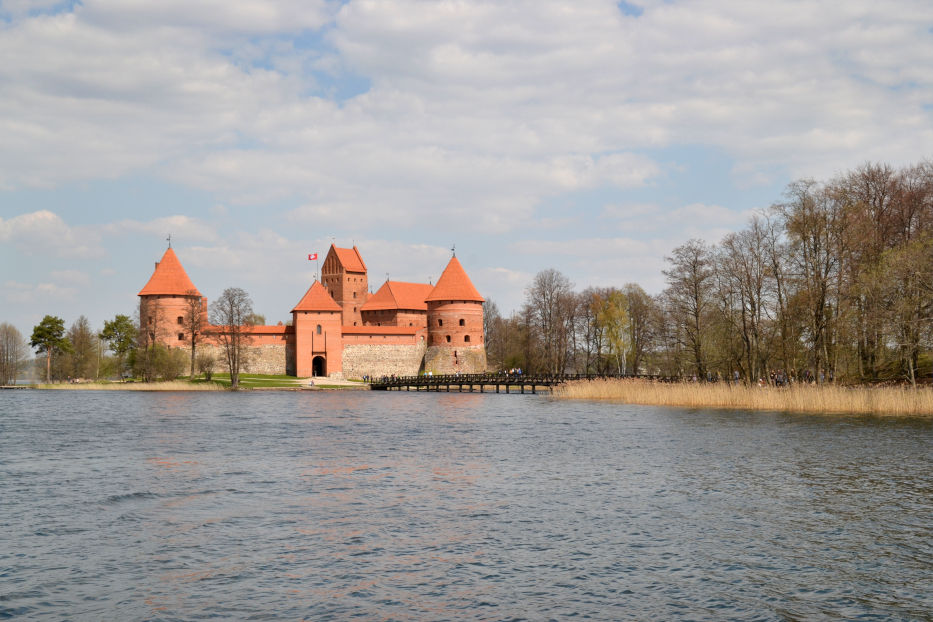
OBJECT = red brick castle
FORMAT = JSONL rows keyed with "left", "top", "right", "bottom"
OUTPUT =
{"left": 138, "top": 244, "right": 487, "bottom": 377}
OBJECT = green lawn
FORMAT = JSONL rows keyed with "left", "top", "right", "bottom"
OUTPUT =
{"left": 201, "top": 373, "right": 309, "bottom": 388}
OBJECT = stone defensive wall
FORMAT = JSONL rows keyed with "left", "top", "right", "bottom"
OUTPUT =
{"left": 193, "top": 324, "right": 294, "bottom": 375}
{"left": 178, "top": 343, "right": 289, "bottom": 376}
{"left": 342, "top": 343, "right": 428, "bottom": 379}
{"left": 424, "top": 344, "right": 487, "bottom": 375}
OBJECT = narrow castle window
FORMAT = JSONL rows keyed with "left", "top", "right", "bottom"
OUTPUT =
{"left": 178, "top": 333, "right": 184, "bottom": 341}
{"left": 446, "top": 335, "right": 451, "bottom": 343}
{"left": 464, "top": 335, "right": 470, "bottom": 343}
{"left": 177, "top": 316, "right": 184, "bottom": 325}
{"left": 459, "top": 319, "right": 465, "bottom": 326}
{"left": 438, "top": 319, "right": 443, "bottom": 327}
{"left": 316, "top": 324, "right": 322, "bottom": 335}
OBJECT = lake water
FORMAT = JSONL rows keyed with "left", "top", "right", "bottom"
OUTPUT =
{"left": 1, "top": 391, "right": 931, "bottom": 620}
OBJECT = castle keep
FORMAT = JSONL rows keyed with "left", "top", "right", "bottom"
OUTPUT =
{"left": 138, "top": 245, "right": 487, "bottom": 378}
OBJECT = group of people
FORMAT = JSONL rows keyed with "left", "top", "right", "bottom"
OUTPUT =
{"left": 756, "top": 368, "right": 830, "bottom": 387}
{"left": 686, "top": 368, "right": 831, "bottom": 386}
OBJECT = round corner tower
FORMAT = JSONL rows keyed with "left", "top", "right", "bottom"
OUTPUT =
{"left": 137, "top": 247, "right": 204, "bottom": 349}
{"left": 424, "top": 256, "right": 486, "bottom": 374}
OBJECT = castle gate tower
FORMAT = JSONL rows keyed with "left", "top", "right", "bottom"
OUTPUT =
{"left": 291, "top": 280, "right": 343, "bottom": 377}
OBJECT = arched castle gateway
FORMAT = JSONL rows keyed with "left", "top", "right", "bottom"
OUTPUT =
{"left": 138, "top": 244, "right": 486, "bottom": 378}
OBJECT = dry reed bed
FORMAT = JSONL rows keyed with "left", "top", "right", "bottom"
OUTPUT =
{"left": 35, "top": 381, "right": 224, "bottom": 391}
{"left": 553, "top": 378, "right": 933, "bottom": 417}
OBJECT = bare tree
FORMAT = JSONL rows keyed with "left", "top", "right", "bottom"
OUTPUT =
{"left": 0, "top": 323, "right": 29, "bottom": 385}
{"left": 182, "top": 290, "right": 205, "bottom": 378}
{"left": 210, "top": 287, "right": 255, "bottom": 389}
{"left": 776, "top": 180, "right": 847, "bottom": 382}
{"left": 522, "top": 269, "right": 576, "bottom": 373}
{"left": 622, "top": 283, "right": 656, "bottom": 375}
{"left": 717, "top": 218, "right": 774, "bottom": 385}
{"left": 663, "top": 239, "right": 715, "bottom": 379}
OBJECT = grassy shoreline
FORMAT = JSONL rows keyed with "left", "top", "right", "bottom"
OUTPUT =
{"left": 553, "top": 378, "right": 933, "bottom": 417}
{"left": 22, "top": 374, "right": 370, "bottom": 391}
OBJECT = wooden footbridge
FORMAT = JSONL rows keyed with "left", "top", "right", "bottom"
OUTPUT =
{"left": 369, "top": 373, "right": 658, "bottom": 393}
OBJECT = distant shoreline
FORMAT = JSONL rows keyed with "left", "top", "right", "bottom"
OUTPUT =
{"left": 4, "top": 381, "right": 369, "bottom": 392}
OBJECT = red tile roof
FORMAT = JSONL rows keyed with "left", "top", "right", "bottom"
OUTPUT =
{"left": 360, "top": 281, "right": 434, "bottom": 311}
{"left": 291, "top": 281, "right": 342, "bottom": 313}
{"left": 342, "top": 326, "right": 421, "bottom": 335}
{"left": 138, "top": 247, "right": 201, "bottom": 297}
{"left": 332, "top": 245, "right": 367, "bottom": 273}
{"left": 425, "top": 256, "right": 484, "bottom": 302}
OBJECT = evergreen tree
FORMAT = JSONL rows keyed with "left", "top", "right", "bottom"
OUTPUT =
{"left": 30, "top": 315, "right": 71, "bottom": 383}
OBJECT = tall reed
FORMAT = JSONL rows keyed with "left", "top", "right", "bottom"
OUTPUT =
{"left": 553, "top": 378, "right": 933, "bottom": 416}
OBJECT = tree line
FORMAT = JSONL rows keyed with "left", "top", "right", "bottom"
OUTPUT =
{"left": 484, "top": 161, "right": 933, "bottom": 385}
{"left": 1, "top": 287, "right": 258, "bottom": 388}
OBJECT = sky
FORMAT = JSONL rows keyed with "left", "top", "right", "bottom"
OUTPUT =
{"left": 2, "top": 0, "right": 933, "bottom": 337}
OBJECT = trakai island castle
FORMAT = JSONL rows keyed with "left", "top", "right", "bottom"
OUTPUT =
{"left": 138, "top": 245, "right": 487, "bottom": 378}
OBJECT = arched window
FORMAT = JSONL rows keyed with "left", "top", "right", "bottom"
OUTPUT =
{"left": 464, "top": 335, "right": 470, "bottom": 343}
{"left": 316, "top": 324, "right": 322, "bottom": 335}
{"left": 459, "top": 319, "right": 465, "bottom": 326}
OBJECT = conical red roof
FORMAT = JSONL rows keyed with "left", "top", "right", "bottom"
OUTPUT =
{"left": 138, "top": 247, "right": 201, "bottom": 297}
{"left": 291, "top": 280, "right": 342, "bottom": 313}
{"left": 425, "top": 256, "right": 484, "bottom": 302}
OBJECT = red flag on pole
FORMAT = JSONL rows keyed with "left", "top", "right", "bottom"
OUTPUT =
{"left": 308, "top": 253, "right": 318, "bottom": 260}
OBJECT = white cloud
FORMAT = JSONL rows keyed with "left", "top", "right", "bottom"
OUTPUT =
{"left": 50, "top": 269, "right": 90, "bottom": 285}
{"left": 103, "top": 215, "right": 220, "bottom": 243}
{"left": 2, "top": 0, "right": 931, "bottom": 234}
{"left": 3, "top": 279, "right": 78, "bottom": 305}
{"left": 3, "top": 0, "right": 933, "bottom": 326}
{"left": 0, "top": 210, "right": 103, "bottom": 258}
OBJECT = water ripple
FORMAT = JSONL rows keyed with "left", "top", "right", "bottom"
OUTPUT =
{"left": 1, "top": 391, "right": 931, "bottom": 620}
